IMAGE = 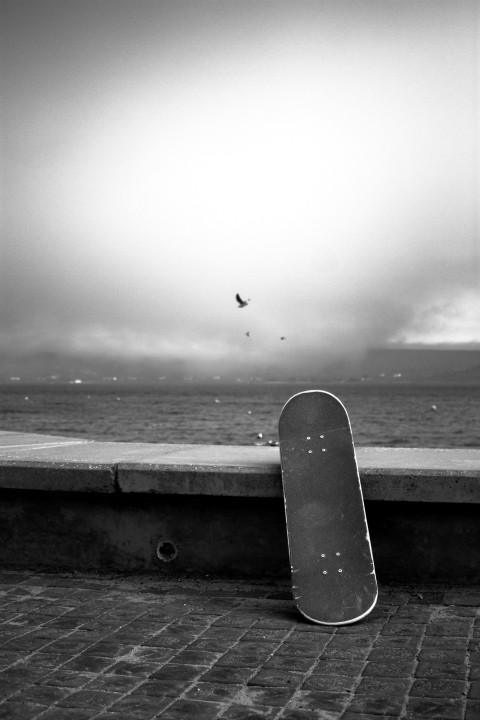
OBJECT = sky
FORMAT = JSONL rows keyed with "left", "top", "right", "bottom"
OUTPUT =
{"left": 1, "top": 0, "right": 479, "bottom": 378}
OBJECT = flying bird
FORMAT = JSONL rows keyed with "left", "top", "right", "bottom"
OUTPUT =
{"left": 236, "top": 293, "right": 250, "bottom": 308}
{"left": 246, "top": 331, "right": 251, "bottom": 337}
{"left": 280, "top": 336, "right": 286, "bottom": 341}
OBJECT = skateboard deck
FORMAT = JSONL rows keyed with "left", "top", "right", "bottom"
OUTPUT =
{"left": 279, "top": 390, "right": 377, "bottom": 625}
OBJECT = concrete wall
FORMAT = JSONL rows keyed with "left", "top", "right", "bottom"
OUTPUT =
{"left": 1, "top": 431, "right": 479, "bottom": 582}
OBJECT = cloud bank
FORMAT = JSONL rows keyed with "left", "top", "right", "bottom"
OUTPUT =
{"left": 1, "top": 0, "right": 478, "bottom": 377}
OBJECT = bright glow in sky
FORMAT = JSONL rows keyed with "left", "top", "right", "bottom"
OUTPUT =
{"left": 1, "top": 0, "right": 479, "bottom": 377}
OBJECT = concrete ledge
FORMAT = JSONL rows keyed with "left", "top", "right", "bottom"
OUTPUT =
{"left": 0, "top": 432, "right": 479, "bottom": 502}
{"left": 1, "top": 432, "right": 480, "bottom": 581}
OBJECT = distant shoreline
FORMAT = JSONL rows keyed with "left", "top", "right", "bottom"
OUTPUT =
{"left": 1, "top": 378, "right": 480, "bottom": 387}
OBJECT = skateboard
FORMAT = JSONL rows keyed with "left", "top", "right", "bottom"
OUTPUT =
{"left": 279, "top": 390, "right": 377, "bottom": 625}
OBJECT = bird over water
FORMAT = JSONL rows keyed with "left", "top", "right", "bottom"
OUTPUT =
{"left": 236, "top": 293, "right": 250, "bottom": 308}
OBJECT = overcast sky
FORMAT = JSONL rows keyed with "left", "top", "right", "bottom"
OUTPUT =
{"left": 1, "top": 0, "right": 479, "bottom": 376}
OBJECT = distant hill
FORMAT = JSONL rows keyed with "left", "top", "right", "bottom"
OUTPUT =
{"left": 1, "top": 346, "right": 479, "bottom": 383}
{"left": 348, "top": 347, "right": 480, "bottom": 383}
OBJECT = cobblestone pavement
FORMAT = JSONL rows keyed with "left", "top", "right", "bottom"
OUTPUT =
{"left": 0, "top": 571, "right": 479, "bottom": 719}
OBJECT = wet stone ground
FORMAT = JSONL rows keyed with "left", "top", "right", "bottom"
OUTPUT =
{"left": 0, "top": 570, "right": 479, "bottom": 719}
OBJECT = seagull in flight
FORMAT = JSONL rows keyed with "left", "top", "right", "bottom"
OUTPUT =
{"left": 236, "top": 293, "right": 250, "bottom": 308}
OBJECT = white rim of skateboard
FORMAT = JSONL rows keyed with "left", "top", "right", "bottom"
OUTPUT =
{"left": 297, "top": 595, "right": 379, "bottom": 626}
{"left": 279, "top": 389, "right": 379, "bottom": 626}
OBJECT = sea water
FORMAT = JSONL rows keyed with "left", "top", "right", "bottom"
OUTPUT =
{"left": 0, "top": 381, "right": 478, "bottom": 448}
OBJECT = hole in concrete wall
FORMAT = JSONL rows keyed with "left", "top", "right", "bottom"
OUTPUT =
{"left": 156, "top": 540, "right": 178, "bottom": 563}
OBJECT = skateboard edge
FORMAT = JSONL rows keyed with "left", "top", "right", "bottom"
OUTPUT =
{"left": 279, "top": 389, "right": 378, "bottom": 625}
{"left": 297, "top": 590, "right": 379, "bottom": 626}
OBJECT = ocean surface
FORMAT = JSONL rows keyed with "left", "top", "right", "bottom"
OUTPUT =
{"left": 0, "top": 381, "right": 478, "bottom": 448}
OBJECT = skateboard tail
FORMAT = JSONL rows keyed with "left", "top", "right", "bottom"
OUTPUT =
{"left": 297, "top": 591, "right": 379, "bottom": 626}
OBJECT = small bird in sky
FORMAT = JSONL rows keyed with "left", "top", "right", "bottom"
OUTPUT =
{"left": 280, "top": 336, "right": 286, "bottom": 340}
{"left": 236, "top": 293, "right": 250, "bottom": 308}
{"left": 246, "top": 331, "right": 251, "bottom": 337}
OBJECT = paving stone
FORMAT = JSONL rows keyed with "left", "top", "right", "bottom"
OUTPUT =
{"left": 468, "top": 681, "right": 480, "bottom": 699}
{"left": 418, "top": 649, "right": 469, "bottom": 663}
{"left": 185, "top": 681, "right": 243, "bottom": 701}
{"left": 415, "top": 662, "right": 468, "bottom": 680}
{"left": 321, "top": 646, "right": 371, "bottom": 661}
{"left": 342, "top": 714, "right": 394, "bottom": 720}
{"left": 84, "top": 673, "right": 141, "bottom": 693}
{"left": 215, "top": 651, "right": 267, "bottom": 668}
{"left": 20, "top": 652, "right": 71, "bottom": 670}
{"left": 465, "top": 700, "right": 480, "bottom": 720}
{"left": 39, "top": 639, "right": 91, "bottom": 655}
{"left": 107, "top": 693, "right": 172, "bottom": 716}
{"left": 55, "top": 689, "right": 122, "bottom": 709}
{"left": 426, "top": 624, "right": 472, "bottom": 637}
{"left": 444, "top": 591, "right": 480, "bottom": 606}
{"left": 395, "top": 606, "right": 435, "bottom": 621}
{"left": 199, "top": 627, "right": 246, "bottom": 642}
{"left": 84, "top": 641, "right": 134, "bottom": 657}
{"left": 41, "top": 670, "right": 94, "bottom": 688}
{"left": 241, "top": 628, "right": 291, "bottom": 642}
{"left": 212, "top": 615, "right": 258, "bottom": 628}
{"left": 221, "top": 704, "right": 279, "bottom": 718}
{"left": 0, "top": 679, "right": 24, "bottom": 700}
{"left": 9, "top": 683, "right": 72, "bottom": 705}
{"left": 37, "top": 708, "right": 99, "bottom": 719}
{"left": 311, "top": 659, "right": 365, "bottom": 677}
{"left": 200, "top": 666, "right": 256, "bottom": 685}
{"left": 234, "top": 685, "right": 296, "bottom": 707}
{"left": 367, "top": 646, "right": 419, "bottom": 661}
{"left": 262, "top": 654, "right": 316, "bottom": 673}
{"left": 105, "top": 658, "right": 161, "bottom": 677}
{"left": 382, "top": 620, "right": 427, "bottom": 636}
{"left": 270, "top": 643, "right": 322, "bottom": 660}
{"left": 247, "top": 668, "right": 305, "bottom": 688}
{"left": 61, "top": 655, "right": 115, "bottom": 673}
{"left": 289, "top": 624, "right": 333, "bottom": 635}
{"left": 160, "top": 698, "right": 224, "bottom": 718}
{"left": 236, "top": 640, "right": 279, "bottom": 655}
{"left": 282, "top": 637, "right": 330, "bottom": 652}
{"left": 95, "top": 714, "right": 151, "bottom": 720}
{"left": 149, "top": 662, "right": 207, "bottom": 681}
{"left": 0, "top": 665, "right": 48, "bottom": 683}
{"left": 422, "top": 636, "right": 469, "bottom": 649}
{"left": 469, "top": 666, "right": 480, "bottom": 681}
{"left": 362, "top": 660, "right": 415, "bottom": 677}
{"left": 132, "top": 678, "right": 193, "bottom": 697}
{"left": 372, "top": 634, "right": 421, "bottom": 648}
{"left": 0, "top": 702, "right": 46, "bottom": 719}
{"left": 355, "top": 676, "right": 410, "bottom": 696}
{"left": 469, "top": 652, "right": 480, "bottom": 666}
{"left": 140, "top": 632, "right": 196, "bottom": 649}
{"left": 301, "top": 673, "right": 357, "bottom": 693}
{"left": 3, "top": 634, "right": 52, "bottom": 652}
{"left": 289, "top": 690, "right": 349, "bottom": 714}
{"left": 182, "top": 638, "right": 228, "bottom": 654}
{"left": 405, "top": 697, "right": 464, "bottom": 719}
{"left": 410, "top": 678, "right": 466, "bottom": 698}
{"left": 341, "top": 710, "right": 386, "bottom": 720}
{"left": 171, "top": 648, "right": 221, "bottom": 665}
{"left": 345, "top": 694, "right": 406, "bottom": 715}
{"left": 128, "top": 646, "right": 175, "bottom": 663}
{"left": 281, "top": 711, "right": 333, "bottom": 720}
{"left": 334, "top": 624, "right": 384, "bottom": 636}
